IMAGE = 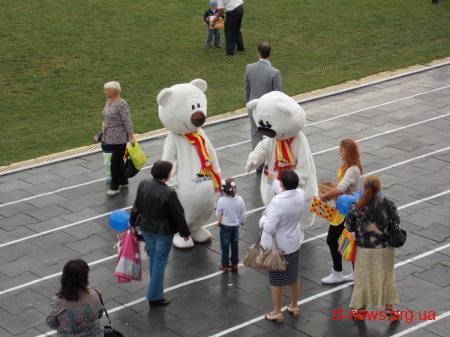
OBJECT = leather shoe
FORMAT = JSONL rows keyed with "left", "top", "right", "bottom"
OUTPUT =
{"left": 149, "top": 299, "right": 170, "bottom": 307}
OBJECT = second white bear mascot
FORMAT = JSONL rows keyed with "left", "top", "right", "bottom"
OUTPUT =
{"left": 246, "top": 91, "right": 318, "bottom": 227}
{"left": 157, "top": 79, "right": 221, "bottom": 249}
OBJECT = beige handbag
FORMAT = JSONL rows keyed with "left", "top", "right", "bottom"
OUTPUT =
{"left": 243, "top": 234, "right": 286, "bottom": 272}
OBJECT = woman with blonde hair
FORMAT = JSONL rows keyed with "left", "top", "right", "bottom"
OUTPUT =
{"left": 102, "top": 81, "right": 135, "bottom": 196}
{"left": 346, "top": 175, "right": 400, "bottom": 318}
{"left": 320, "top": 139, "right": 362, "bottom": 283}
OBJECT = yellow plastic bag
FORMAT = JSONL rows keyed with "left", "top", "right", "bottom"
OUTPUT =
{"left": 309, "top": 196, "right": 345, "bottom": 225}
{"left": 127, "top": 142, "right": 148, "bottom": 170}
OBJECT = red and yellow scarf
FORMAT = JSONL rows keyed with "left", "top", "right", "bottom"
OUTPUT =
{"left": 275, "top": 138, "right": 296, "bottom": 178}
{"left": 183, "top": 131, "right": 221, "bottom": 190}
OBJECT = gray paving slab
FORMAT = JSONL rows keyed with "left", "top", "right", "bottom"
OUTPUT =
{"left": 1, "top": 308, "right": 46, "bottom": 335}
{"left": 1, "top": 65, "right": 450, "bottom": 337}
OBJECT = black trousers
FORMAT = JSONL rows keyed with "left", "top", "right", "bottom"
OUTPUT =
{"left": 110, "top": 143, "right": 127, "bottom": 190}
{"left": 224, "top": 5, "right": 244, "bottom": 55}
{"left": 326, "top": 222, "right": 345, "bottom": 272}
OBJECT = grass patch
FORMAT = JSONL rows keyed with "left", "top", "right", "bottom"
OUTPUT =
{"left": 0, "top": 0, "right": 449, "bottom": 166}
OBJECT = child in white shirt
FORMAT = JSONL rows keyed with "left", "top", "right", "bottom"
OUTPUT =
{"left": 216, "top": 178, "right": 246, "bottom": 272}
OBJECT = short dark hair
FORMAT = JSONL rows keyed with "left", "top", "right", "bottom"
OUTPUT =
{"left": 258, "top": 42, "right": 271, "bottom": 59}
{"left": 57, "top": 259, "right": 89, "bottom": 301}
{"left": 280, "top": 169, "right": 299, "bottom": 190}
{"left": 151, "top": 160, "right": 173, "bottom": 180}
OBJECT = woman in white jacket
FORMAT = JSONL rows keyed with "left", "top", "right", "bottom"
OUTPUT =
{"left": 259, "top": 169, "right": 305, "bottom": 323}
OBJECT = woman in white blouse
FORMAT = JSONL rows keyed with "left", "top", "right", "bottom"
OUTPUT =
{"left": 320, "top": 139, "right": 363, "bottom": 284}
{"left": 259, "top": 169, "right": 305, "bottom": 323}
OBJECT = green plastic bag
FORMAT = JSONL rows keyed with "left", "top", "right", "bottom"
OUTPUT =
{"left": 127, "top": 142, "right": 147, "bottom": 170}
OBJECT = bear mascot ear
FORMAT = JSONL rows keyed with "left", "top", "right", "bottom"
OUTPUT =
{"left": 157, "top": 88, "right": 173, "bottom": 106}
{"left": 277, "top": 102, "right": 293, "bottom": 117}
{"left": 190, "top": 79, "right": 207, "bottom": 93}
{"left": 246, "top": 99, "right": 259, "bottom": 112}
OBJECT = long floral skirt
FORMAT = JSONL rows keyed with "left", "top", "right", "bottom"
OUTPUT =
{"left": 349, "top": 246, "right": 400, "bottom": 309}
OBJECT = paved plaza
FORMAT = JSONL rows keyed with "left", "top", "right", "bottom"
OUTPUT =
{"left": 0, "top": 65, "right": 449, "bottom": 337}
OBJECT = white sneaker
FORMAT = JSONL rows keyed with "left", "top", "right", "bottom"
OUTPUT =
{"left": 343, "top": 271, "right": 355, "bottom": 282}
{"left": 106, "top": 189, "right": 120, "bottom": 196}
{"left": 321, "top": 268, "right": 344, "bottom": 284}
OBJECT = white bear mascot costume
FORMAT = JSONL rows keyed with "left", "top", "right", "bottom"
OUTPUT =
{"left": 246, "top": 91, "right": 318, "bottom": 228}
{"left": 157, "top": 79, "right": 221, "bottom": 249}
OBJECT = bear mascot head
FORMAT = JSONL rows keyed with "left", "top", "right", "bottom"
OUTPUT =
{"left": 246, "top": 91, "right": 318, "bottom": 229}
{"left": 157, "top": 79, "right": 208, "bottom": 134}
{"left": 248, "top": 90, "right": 306, "bottom": 141}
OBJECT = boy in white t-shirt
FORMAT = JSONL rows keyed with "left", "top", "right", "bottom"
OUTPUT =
{"left": 216, "top": 178, "right": 246, "bottom": 272}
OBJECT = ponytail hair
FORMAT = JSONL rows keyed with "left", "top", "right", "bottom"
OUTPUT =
{"left": 355, "top": 175, "right": 381, "bottom": 211}
{"left": 222, "top": 178, "right": 237, "bottom": 197}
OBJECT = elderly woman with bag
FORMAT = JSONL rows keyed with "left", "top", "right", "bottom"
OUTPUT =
{"left": 46, "top": 259, "right": 104, "bottom": 337}
{"left": 259, "top": 169, "right": 305, "bottom": 323}
{"left": 102, "top": 81, "right": 135, "bottom": 196}
{"left": 346, "top": 175, "right": 400, "bottom": 319}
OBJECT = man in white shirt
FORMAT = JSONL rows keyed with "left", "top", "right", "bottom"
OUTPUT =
{"left": 215, "top": 0, "right": 245, "bottom": 55}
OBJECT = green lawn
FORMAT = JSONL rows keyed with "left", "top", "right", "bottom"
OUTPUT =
{"left": 1, "top": 0, "right": 449, "bottom": 166}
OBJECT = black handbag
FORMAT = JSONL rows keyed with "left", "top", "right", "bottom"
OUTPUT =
{"left": 94, "top": 289, "right": 125, "bottom": 337}
{"left": 125, "top": 157, "right": 139, "bottom": 178}
{"left": 389, "top": 220, "right": 407, "bottom": 248}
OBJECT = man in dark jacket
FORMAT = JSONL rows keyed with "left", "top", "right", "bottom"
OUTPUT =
{"left": 129, "top": 160, "right": 190, "bottom": 307}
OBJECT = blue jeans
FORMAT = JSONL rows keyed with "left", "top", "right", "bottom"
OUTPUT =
{"left": 141, "top": 231, "right": 173, "bottom": 301}
{"left": 206, "top": 28, "right": 221, "bottom": 48}
{"left": 220, "top": 225, "right": 239, "bottom": 267}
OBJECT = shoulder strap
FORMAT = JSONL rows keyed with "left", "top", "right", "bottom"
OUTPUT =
{"left": 93, "top": 288, "right": 112, "bottom": 325}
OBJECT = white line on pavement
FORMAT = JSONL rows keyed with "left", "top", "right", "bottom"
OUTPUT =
{"left": 0, "top": 255, "right": 117, "bottom": 296}
{"left": 35, "top": 221, "right": 450, "bottom": 337}
{"left": 1, "top": 132, "right": 449, "bottom": 249}
{"left": 209, "top": 242, "right": 450, "bottom": 337}
{"left": 2, "top": 84, "right": 448, "bottom": 209}
{"left": 389, "top": 310, "right": 450, "bottom": 337}
{"left": 312, "top": 112, "right": 450, "bottom": 156}
{"left": 2, "top": 184, "right": 447, "bottom": 301}
{"left": 306, "top": 84, "right": 450, "bottom": 127}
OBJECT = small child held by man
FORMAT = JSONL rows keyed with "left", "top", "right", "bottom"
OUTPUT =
{"left": 203, "top": 0, "right": 222, "bottom": 48}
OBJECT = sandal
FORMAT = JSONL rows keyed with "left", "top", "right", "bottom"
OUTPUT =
{"left": 265, "top": 311, "right": 284, "bottom": 323}
{"left": 350, "top": 308, "right": 367, "bottom": 320}
{"left": 287, "top": 304, "right": 300, "bottom": 318}
{"left": 385, "top": 308, "right": 400, "bottom": 321}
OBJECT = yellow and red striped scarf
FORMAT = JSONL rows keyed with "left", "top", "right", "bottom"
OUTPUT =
{"left": 183, "top": 131, "right": 221, "bottom": 190}
{"left": 275, "top": 138, "right": 296, "bottom": 178}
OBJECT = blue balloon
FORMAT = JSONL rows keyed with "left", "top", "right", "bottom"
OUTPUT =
{"left": 353, "top": 190, "right": 362, "bottom": 200}
{"left": 109, "top": 209, "right": 130, "bottom": 232}
{"left": 336, "top": 194, "right": 357, "bottom": 216}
